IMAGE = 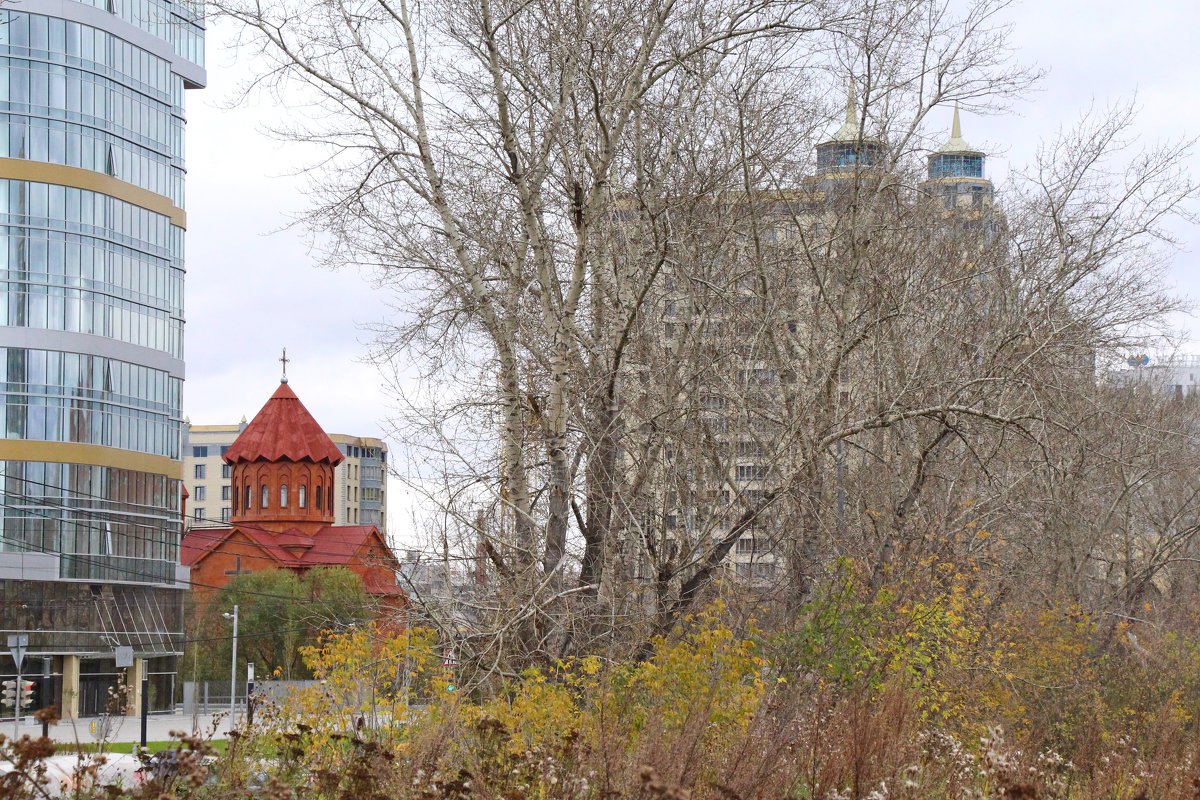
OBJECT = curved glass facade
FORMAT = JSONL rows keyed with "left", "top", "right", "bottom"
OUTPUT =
{"left": 0, "top": 347, "right": 181, "bottom": 456}
{"left": 1, "top": 459, "right": 180, "bottom": 581}
{"left": 0, "top": 5, "right": 194, "bottom": 553}
{"left": 0, "top": 0, "right": 202, "bottom": 694}
{"left": 72, "top": 0, "right": 205, "bottom": 68}
{"left": 0, "top": 12, "right": 186, "bottom": 191}
{"left": 0, "top": 114, "right": 183, "bottom": 204}
{"left": 0, "top": 179, "right": 183, "bottom": 355}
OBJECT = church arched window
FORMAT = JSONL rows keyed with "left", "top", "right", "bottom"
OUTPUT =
{"left": 327, "top": 486, "right": 333, "bottom": 512}
{"left": 315, "top": 484, "right": 323, "bottom": 509}
{"left": 245, "top": 484, "right": 253, "bottom": 510}
{"left": 280, "top": 484, "right": 289, "bottom": 508}
{"left": 261, "top": 483, "right": 270, "bottom": 509}
{"left": 298, "top": 485, "right": 307, "bottom": 508}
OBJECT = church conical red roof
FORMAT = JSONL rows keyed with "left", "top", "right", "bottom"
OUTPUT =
{"left": 223, "top": 381, "right": 345, "bottom": 465}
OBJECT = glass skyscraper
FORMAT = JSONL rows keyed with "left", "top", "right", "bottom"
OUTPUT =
{"left": 0, "top": 0, "right": 203, "bottom": 716}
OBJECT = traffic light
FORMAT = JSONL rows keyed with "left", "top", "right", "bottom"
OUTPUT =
{"left": 0, "top": 679, "right": 15, "bottom": 708}
{"left": 18, "top": 681, "right": 33, "bottom": 709}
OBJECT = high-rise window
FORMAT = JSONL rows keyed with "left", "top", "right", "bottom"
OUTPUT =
{"left": 735, "top": 465, "right": 768, "bottom": 481}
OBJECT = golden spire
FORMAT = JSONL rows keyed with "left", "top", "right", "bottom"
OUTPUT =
{"left": 938, "top": 101, "right": 980, "bottom": 154}
{"left": 829, "top": 77, "right": 862, "bottom": 142}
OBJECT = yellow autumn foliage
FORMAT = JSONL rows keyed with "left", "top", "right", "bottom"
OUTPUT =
{"left": 249, "top": 622, "right": 443, "bottom": 766}
{"left": 476, "top": 604, "right": 766, "bottom": 760}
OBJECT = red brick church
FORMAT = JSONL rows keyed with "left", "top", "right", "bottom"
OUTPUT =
{"left": 181, "top": 377, "right": 406, "bottom": 615}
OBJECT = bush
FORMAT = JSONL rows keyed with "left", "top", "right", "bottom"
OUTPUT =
{"left": 10, "top": 596, "right": 1200, "bottom": 798}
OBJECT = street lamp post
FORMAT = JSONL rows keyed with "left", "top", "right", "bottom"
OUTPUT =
{"left": 222, "top": 605, "right": 238, "bottom": 734}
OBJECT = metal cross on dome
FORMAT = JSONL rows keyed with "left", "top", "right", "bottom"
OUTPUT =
{"left": 280, "top": 347, "right": 290, "bottom": 383}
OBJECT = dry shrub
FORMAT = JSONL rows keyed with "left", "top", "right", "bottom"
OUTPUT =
{"left": 12, "top": 611, "right": 1200, "bottom": 798}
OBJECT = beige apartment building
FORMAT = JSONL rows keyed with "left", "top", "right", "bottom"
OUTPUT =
{"left": 633, "top": 99, "right": 998, "bottom": 589}
{"left": 183, "top": 422, "right": 388, "bottom": 532}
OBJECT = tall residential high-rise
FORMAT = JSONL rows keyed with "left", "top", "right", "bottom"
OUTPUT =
{"left": 643, "top": 99, "right": 996, "bottom": 590}
{"left": 0, "top": 3, "right": 204, "bottom": 717}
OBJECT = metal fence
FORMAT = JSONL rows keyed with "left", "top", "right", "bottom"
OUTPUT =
{"left": 182, "top": 680, "right": 319, "bottom": 715}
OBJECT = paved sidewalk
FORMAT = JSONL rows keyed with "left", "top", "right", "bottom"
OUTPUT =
{"left": 6, "top": 712, "right": 232, "bottom": 743}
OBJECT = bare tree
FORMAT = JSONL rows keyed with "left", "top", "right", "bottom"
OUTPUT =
{"left": 216, "top": 0, "right": 1195, "bottom": 680}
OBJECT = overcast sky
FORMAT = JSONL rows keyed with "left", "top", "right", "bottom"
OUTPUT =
{"left": 180, "top": 0, "right": 1200, "bottom": 542}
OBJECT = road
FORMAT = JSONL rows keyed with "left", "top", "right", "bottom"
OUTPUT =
{"left": 7, "top": 712, "right": 230, "bottom": 744}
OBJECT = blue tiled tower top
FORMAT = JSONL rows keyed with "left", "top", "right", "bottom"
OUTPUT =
{"left": 928, "top": 104, "right": 985, "bottom": 179}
